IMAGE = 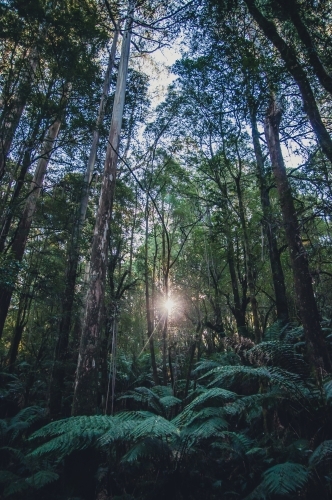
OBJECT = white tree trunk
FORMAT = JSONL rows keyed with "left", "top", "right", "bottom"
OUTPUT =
{"left": 72, "top": 1, "right": 134, "bottom": 416}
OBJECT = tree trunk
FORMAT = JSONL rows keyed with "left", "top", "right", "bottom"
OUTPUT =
{"left": 0, "top": 49, "right": 38, "bottom": 182}
{"left": 250, "top": 110, "right": 289, "bottom": 325}
{"left": 49, "top": 33, "right": 119, "bottom": 418}
{"left": 0, "top": 85, "right": 69, "bottom": 338}
{"left": 72, "top": 3, "right": 134, "bottom": 416}
{"left": 144, "top": 198, "right": 159, "bottom": 385}
{"left": 234, "top": 175, "right": 262, "bottom": 342}
{"left": 264, "top": 96, "right": 331, "bottom": 373}
{"left": 274, "top": 0, "right": 332, "bottom": 96}
{"left": 244, "top": 0, "right": 332, "bottom": 164}
{"left": 0, "top": 112, "right": 46, "bottom": 253}
{"left": 226, "top": 232, "right": 248, "bottom": 335}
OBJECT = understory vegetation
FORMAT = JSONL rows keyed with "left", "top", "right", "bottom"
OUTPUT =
{"left": 1, "top": 323, "right": 332, "bottom": 498}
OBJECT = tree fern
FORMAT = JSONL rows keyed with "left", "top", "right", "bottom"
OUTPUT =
{"left": 181, "top": 416, "right": 228, "bottom": 441}
{"left": 246, "top": 341, "right": 309, "bottom": 376}
{"left": 246, "top": 462, "right": 309, "bottom": 498}
{"left": 121, "top": 437, "right": 171, "bottom": 463}
{"left": 29, "top": 414, "right": 113, "bottom": 441}
{"left": 129, "top": 415, "right": 178, "bottom": 441}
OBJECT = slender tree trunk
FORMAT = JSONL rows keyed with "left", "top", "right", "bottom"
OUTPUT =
{"left": 0, "top": 86, "right": 69, "bottom": 338}
{"left": 244, "top": 0, "right": 332, "bottom": 163}
{"left": 274, "top": 0, "right": 332, "bottom": 96}
{"left": 234, "top": 175, "right": 262, "bottom": 342}
{"left": 144, "top": 199, "right": 159, "bottom": 385}
{"left": 226, "top": 233, "right": 248, "bottom": 334}
{"left": 49, "top": 34, "right": 119, "bottom": 417}
{"left": 7, "top": 286, "right": 32, "bottom": 371}
{"left": 0, "top": 113, "right": 46, "bottom": 253}
{"left": 72, "top": 4, "right": 134, "bottom": 416}
{"left": 250, "top": 110, "right": 289, "bottom": 325}
{"left": 0, "top": 49, "right": 38, "bottom": 182}
{"left": 264, "top": 96, "right": 331, "bottom": 373}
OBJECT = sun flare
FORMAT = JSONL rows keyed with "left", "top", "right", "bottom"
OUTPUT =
{"left": 164, "top": 298, "right": 175, "bottom": 313}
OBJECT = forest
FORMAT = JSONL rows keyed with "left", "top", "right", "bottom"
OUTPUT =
{"left": 1, "top": 0, "right": 332, "bottom": 498}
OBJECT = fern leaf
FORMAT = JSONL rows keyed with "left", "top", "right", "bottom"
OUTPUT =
{"left": 262, "top": 462, "right": 308, "bottom": 495}
{"left": 184, "top": 387, "right": 237, "bottom": 412}
{"left": 121, "top": 437, "right": 171, "bottom": 463}
{"left": 0, "top": 470, "right": 21, "bottom": 484}
{"left": 159, "top": 395, "right": 182, "bottom": 408}
{"left": 3, "top": 478, "right": 29, "bottom": 497}
{"left": 130, "top": 416, "right": 179, "bottom": 441}
{"left": 324, "top": 379, "right": 332, "bottom": 402}
{"left": 182, "top": 417, "right": 228, "bottom": 441}
{"left": 29, "top": 415, "right": 112, "bottom": 441}
{"left": 309, "top": 440, "right": 332, "bottom": 467}
{"left": 25, "top": 470, "right": 59, "bottom": 489}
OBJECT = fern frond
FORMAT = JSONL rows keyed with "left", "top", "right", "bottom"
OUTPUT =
{"left": 211, "top": 431, "right": 252, "bottom": 460}
{"left": 121, "top": 437, "right": 171, "bottom": 463}
{"left": 262, "top": 462, "right": 308, "bottom": 495}
{"left": 159, "top": 395, "right": 182, "bottom": 408}
{"left": 193, "top": 359, "right": 224, "bottom": 375}
{"left": 202, "top": 365, "right": 270, "bottom": 391}
{"left": 0, "top": 470, "right": 21, "bottom": 484}
{"left": 3, "top": 478, "right": 29, "bottom": 497}
{"left": 28, "top": 424, "right": 112, "bottom": 461}
{"left": 182, "top": 417, "right": 228, "bottom": 441}
{"left": 29, "top": 415, "right": 112, "bottom": 441}
{"left": 203, "top": 365, "right": 312, "bottom": 400}
{"left": 130, "top": 416, "right": 179, "bottom": 441}
{"left": 98, "top": 420, "right": 138, "bottom": 446}
{"left": 246, "top": 341, "right": 308, "bottom": 376}
{"left": 25, "top": 470, "right": 59, "bottom": 488}
{"left": 118, "top": 387, "right": 164, "bottom": 415}
{"left": 324, "top": 379, "right": 332, "bottom": 403}
{"left": 184, "top": 387, "right": 237, "bottom": 412}
{"left": 309, "top": 440, "right": 332, "bottom": 467}
{"left": 184, "top": 406, "right": 227, "bottom": 426}
{"left": 112, "top": 411, "right": 156, "bottom": 422}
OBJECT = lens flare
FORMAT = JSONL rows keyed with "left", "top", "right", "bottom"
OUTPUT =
{"left": 164, "top": 298, "right": 174, "bottom": 313}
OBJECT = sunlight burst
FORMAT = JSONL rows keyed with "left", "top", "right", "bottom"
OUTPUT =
{"left": 164, "top": 298, "right": 175, "bottom": 313}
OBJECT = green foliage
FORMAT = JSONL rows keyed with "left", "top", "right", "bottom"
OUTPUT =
{"left": 257, "top": 462, "right": 309, "bottom": 497}
{"left": 309, "top": 440, "right": 332, "bottom": 468}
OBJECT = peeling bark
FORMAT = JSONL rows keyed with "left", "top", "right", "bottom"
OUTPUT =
{"left": 72, "top": 3, "right": 134, "bottom": 416}
{"left": 49, "top": 33, "right": 119, "bottom": 418}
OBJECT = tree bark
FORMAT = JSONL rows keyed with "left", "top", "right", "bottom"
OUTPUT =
{"left": 0, "top": 85, "right": 69, "bottom": 338}
{"left": 264, "top": 96, "right": 331, "bottom": 373}
{"left": 0, "top": 113, "right": 46, "bottom": 253}
{"left": 250, "top": 110, "right": 289, "bottom": 325}
{"left": 0, "top": 49, "right": 38, "bottom": 182}
{"left": 72, "top": 3, "right": 134, "bottom": 416}
{"left": 226, "top": 236, "right": 248, "bottom": 335}
{"left": 274, "top": 0, "right": 332, "bottom": 96}
{"left": 243, "top": 0, "right": 332, "bottom": 164}
{"left": 144, "top": 198, "right": 159, "bottom": 385}
{"left": 234, "top": 174, "right": 262, "bottom": 342}
{"left": 49, "top": 33, "right": 119, "bottom": 417}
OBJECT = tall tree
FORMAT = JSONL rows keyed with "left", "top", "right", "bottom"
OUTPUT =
{"left": 72, "top": 0, "right": 135, "bottom": 416}
{"left": 264, "top": 95, "right": 331, "bottom": 373}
